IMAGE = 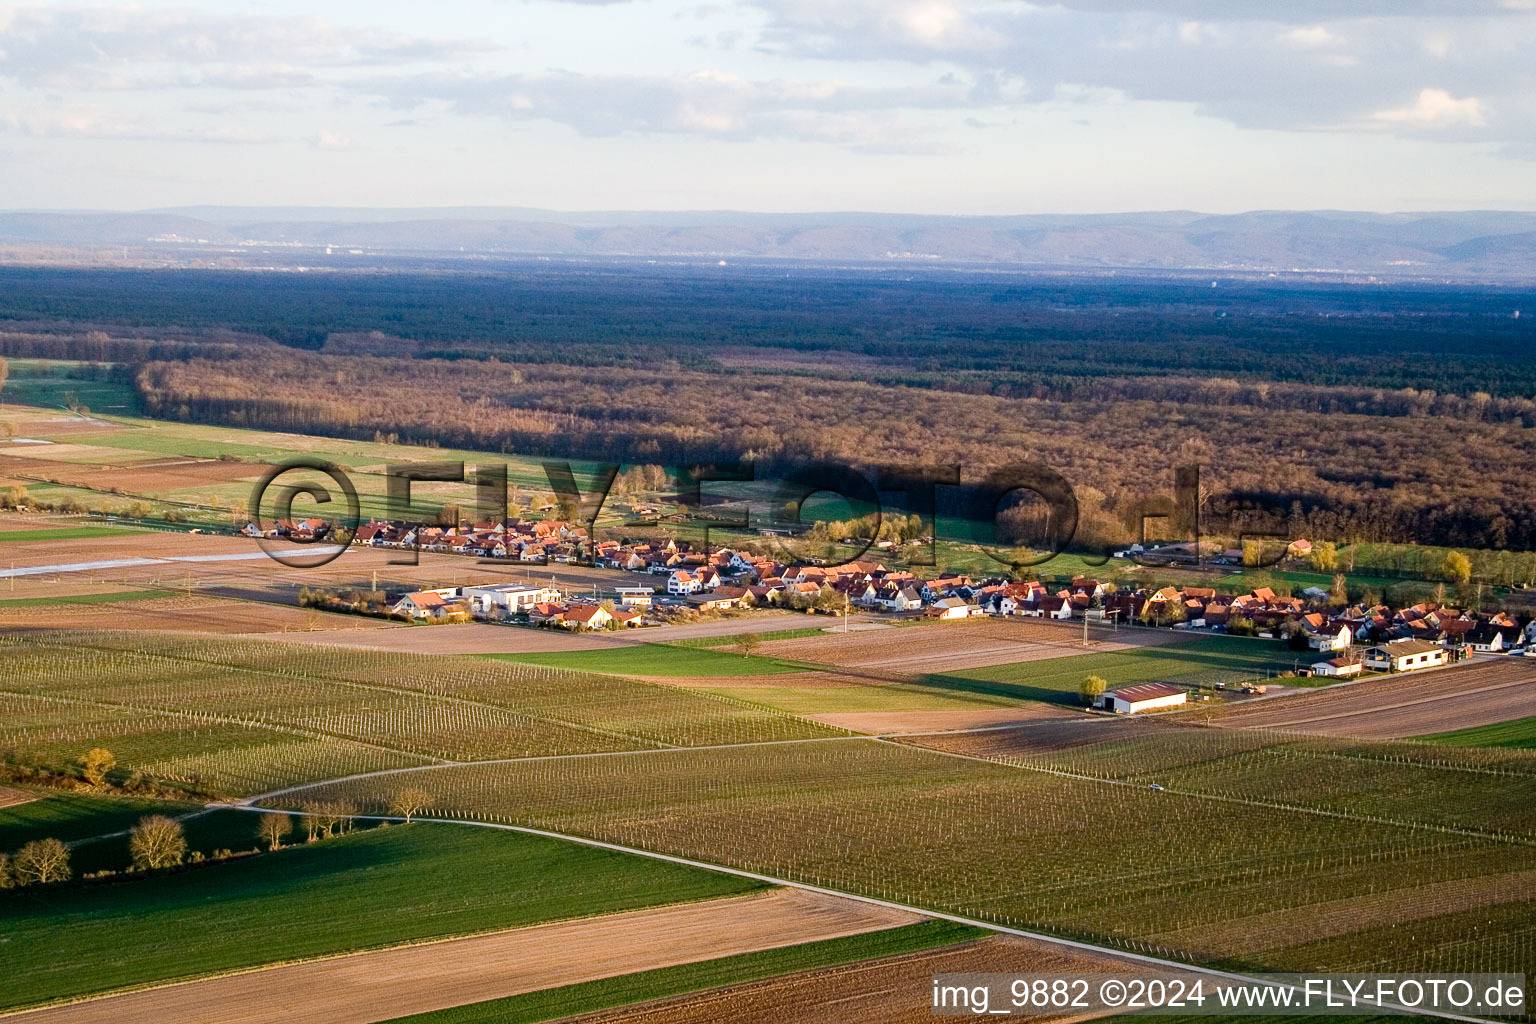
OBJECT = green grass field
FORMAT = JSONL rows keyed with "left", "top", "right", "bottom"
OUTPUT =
{"left": 0, "top": 588, "right": 168, "bottom": 607}
{"left": 0, "top": 818, "right": 767, "bottom": 1011}
{"left": 381, "top": 920, "right": 983, "bottom": 1024}
{"left": 923, "top": 634, "right": 1299, "bottom": 705}
{"left": 0, "top": 791, "right": 202, "bottom": 853}
{"left": 0, "top": 791, "right": 288, "bottom": 875}
{"left": 483, "top": 643, "right": 805, "bottom": 677}
{"left": 0, "top": 526, "right": 148, "bottom": 543}
{"left": 1419, "top": 716, "right": 1536, "bottom": 750}
{"left": 1, "top": 362, "right": 142, "bottom": 415}
{"left": 665, "top": 628, "right": 828, "bottom": 649}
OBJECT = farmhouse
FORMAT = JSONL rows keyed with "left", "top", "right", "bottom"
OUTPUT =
{"left": 391, "top": 588, "right": 462, "bottom": 619}
{"left": 1102, "top": 683, "right": 1188, "bottom": 714}
{"left": 1361, "top": 638, "right": 1448, "bottom": 673}
{"left": 561, "top": 604, "right": 614, "bottom": 630}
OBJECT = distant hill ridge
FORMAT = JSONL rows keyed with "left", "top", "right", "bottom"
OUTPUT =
{"left": 5, "top": 207, "right": 1536, "bottom": 276}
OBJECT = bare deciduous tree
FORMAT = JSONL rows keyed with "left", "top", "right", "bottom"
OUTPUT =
{"left": 258, "top": 812, "right": 291, "bottom": 851}
{"left": 388, "top": 786, "right": 431, "bottom": 823}
{"left": 129, "top": 815, "right": 186, "bottom": 871}
{"left": 14, "top": 838, "right": 71, "bottom": 884}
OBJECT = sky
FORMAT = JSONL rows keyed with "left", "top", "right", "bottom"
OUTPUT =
{"left": 0, "top": 0, "right": 1534, "bottom": 214}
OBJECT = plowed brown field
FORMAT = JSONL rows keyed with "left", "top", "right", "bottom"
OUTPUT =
{"left": 1214, "top": 657, "right": 1536, "bottom": 738}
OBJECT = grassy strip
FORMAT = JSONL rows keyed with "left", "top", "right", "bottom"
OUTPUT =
{"left": 0, "top": 819, "right": 765, "bottom": 1011}
{"left": 923, "top": 635, "right": 1296, "bottom": 706}
{"left": 480, "top": 643, "right": 803, "bottom": 677}
{"left": 1417, "top": 715, "right": 1536, "bottom": 750}
{"left": 0, "top": 589, "right": 168, "bottom": 607}
{"left": 381, "top": 920, "right": 985, "bottom": 1024}
{"left": 0, "top": 526, "right": 148, "bottom": 543}
{"left": 664, "top": 627, "right": 829, "bottom": 650}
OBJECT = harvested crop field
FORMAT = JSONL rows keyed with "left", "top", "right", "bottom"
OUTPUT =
{"left": 0, "top": 454, "right": 262, "bottom": 492}
{"left": 807, "top": 704, "right": 1079, "bottom": 735}
{"left": 574, "top": 933, "right": 1159, "bottom": 1024}
{"left": 1215, "top": 658, "right": 1536, "bottom": 738}
{"left": 758, "top": 619, "right": 1186, "bottom": 676}
{"left": 7, "top": 889, "right": 919, "bottom": 1024}
{"left": 0, "top": 595, "right": 396, "bottom": 634}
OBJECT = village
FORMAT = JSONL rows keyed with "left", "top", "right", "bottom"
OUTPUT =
{"left": 271, "top": 516, "right": 1533, "bottom": 685}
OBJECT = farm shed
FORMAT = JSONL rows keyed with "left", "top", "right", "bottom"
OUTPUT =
{"left": 1102, "top": 682, "right": 1188, "bottom": 714}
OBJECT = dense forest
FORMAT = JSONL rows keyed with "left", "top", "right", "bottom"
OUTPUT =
{"left": 4, "top": 263, "right": 1535, "bottom": 549}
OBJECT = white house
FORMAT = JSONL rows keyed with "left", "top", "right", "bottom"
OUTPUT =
{"left": 876, "top": 584, "right": 923, "bottom": 612}
{"left": 1308, "top": 625, "right": 1352, "bottom": 653}
{"left": 667, "top": 570, "right": 703, "bottom": 595}
{"left": 1102, "top": 682, "right": 1188, "bottom": 714}
{"left": 561, "top": 604, "right": 614, "bottom": 630}
{"left": 1311, "top": 656, "right": 1363, "bottom": 678}
{"left": 924, "top": 596, "right": 974, "bottom": 620}
{"left": 1361, "top": 638, "right": 1448, "bottom": 673}
{"left": 391, "top": 588, "right": 462, "bottom": 619}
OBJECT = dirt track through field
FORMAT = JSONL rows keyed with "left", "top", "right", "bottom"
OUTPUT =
{"left": 1215, "top": 658, "right": 1536, "bottom": 738}
{"left": 7, "top": 889, "right": 920, "bottom": 1024}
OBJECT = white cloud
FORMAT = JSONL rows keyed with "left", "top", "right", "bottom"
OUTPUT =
{"left": 1278, "top": 25, "right": 1336, "bottom": 47}
{"left": 311, "top": 129, "right": 355, "bottom": 150}
{"left": 1373, "top": 87, "right": 1487, "bottom": 126}
{"left": 373, "top": 67, "right": 970, "bottom": 150}
{"left": 0, "top": 105, "right": 278, "bottom": 142}
{"left": 0, "top": 6, "right": 495, "bottom": 90}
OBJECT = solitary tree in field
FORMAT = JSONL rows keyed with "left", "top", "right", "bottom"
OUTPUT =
{"left": 258, "top": 812, "right": 291, "bottom": 851}
{"left": 388, "top": 786, "right": 431, "bottom": 823}
{"left": 1443, "top": 550, "right": 1472, "bottom": 586}
{"left": 736, "top": 632, "right": 761, "bottom": 658}
{"left": 13, "top": 838, "right": 70, "bottom": 884}
{"left": 129, "top": 815, "right": 186, "bottom": 870}
{"left": 1080, "top": 675, "right": 1108, "bottom": 706}
{"left": 79, "top": 747, "right": 115, "bottom": 788}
